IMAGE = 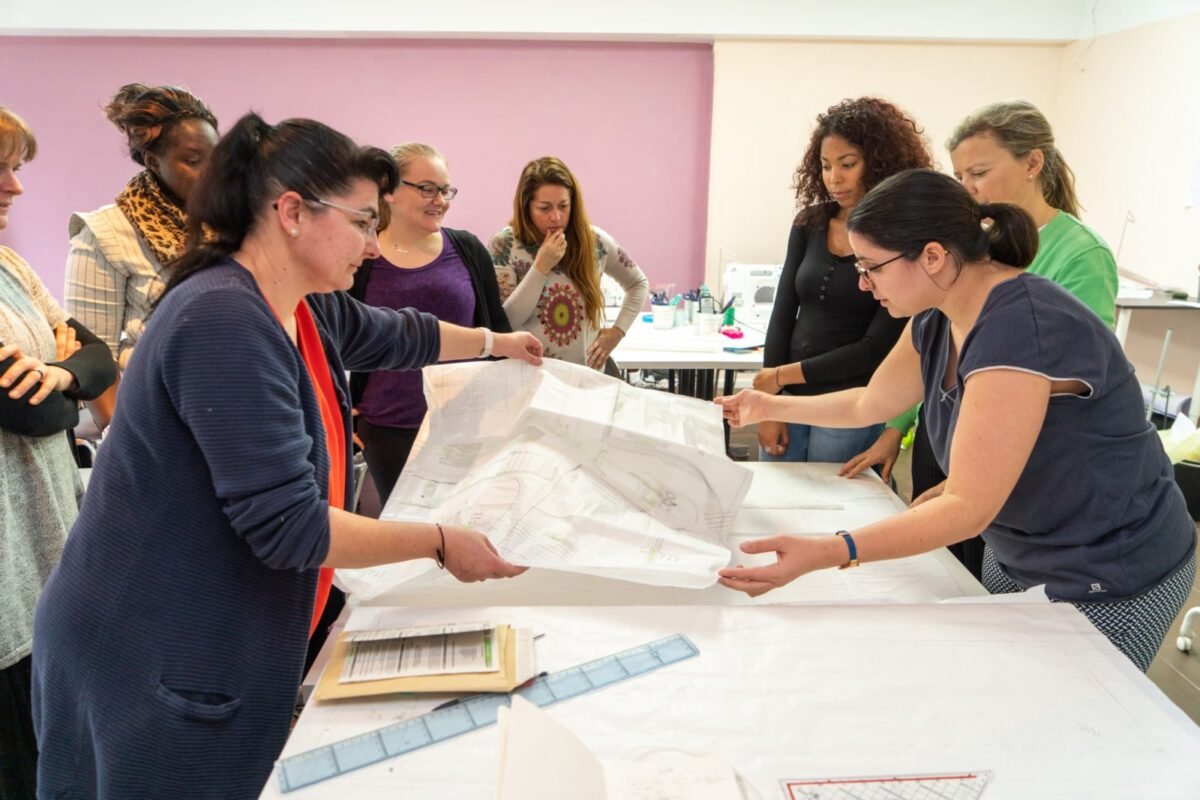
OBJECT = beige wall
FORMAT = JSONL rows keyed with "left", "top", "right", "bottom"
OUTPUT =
{"left": 704, "top": 39, "right": 1063, "bottom": 286}
{"left": 1056, "top": 12, "right": 1200, "bottom": 293}
{"left": 707, "top": 31, "right": 1200, "bottom": 402}
{"left": 1056, "top": 12, "right": 1200, "bottom": 396}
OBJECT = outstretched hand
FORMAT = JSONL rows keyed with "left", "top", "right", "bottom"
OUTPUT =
{"left": 717, "top": 535, "right": 841, "bottom": 597}
{"left": 713, "top": 389, "right": 772, "bottom": 428}
{"left": 440, "top": 526, "right": 528, "bottom": 583}
{"left": 492, "top": 332, "right": 544, "bottom": 366}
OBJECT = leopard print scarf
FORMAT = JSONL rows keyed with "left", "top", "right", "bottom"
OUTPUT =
{"left": 115, "top": 170, "right": 189, "bottom": 267}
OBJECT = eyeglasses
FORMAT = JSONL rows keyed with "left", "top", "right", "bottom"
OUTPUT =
{"left": 400, "top": 180, "right": 459, "bottom": 200}
{"left": 307, "top": 197, "right": 379, "bottom": 236}
{"left": 852, "top": 253, "right": 906, "bottom": 286}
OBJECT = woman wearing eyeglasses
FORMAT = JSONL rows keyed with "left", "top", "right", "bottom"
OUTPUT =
{"left": 716, "top": 169, "right": 1194, "bottom": 672}
{"left": 32, "top": 115, "right": 543, "bottom": 798}
{"left": 840, "top": 101, "right": 1118, "bottom": 580}
{"left": 347, "top": 143, "right": 510, "bottom": 505}
{"left": 752, "top": 97, "right": 933, "bottom": 463}
{"left": 490, "top": 156, "right": 648, "bottom": 370}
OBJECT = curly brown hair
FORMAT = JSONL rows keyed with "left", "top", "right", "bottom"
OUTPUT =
{"left": 793, "top": 97, "right": 933, "bottom": 228}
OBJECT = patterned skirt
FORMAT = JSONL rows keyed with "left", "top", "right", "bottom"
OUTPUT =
{"left": 982, "top": 546, "right": 1196, "bottom": 672}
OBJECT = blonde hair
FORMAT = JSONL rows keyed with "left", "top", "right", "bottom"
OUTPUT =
{"left": 510, "top": 157, "right": 602, "bottom": 329}
{"left": 947, "top": 100, "right": 1080, "bottom": 217}
{"left": 0, "top": 105, "right": 38, "bottom": 163}
{"left": 380, "top": 142, "right": 445, "bottom": 231}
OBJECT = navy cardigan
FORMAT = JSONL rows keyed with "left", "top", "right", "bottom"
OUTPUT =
{"left": 32, "top": 260, "right": 440, "bottom": 798}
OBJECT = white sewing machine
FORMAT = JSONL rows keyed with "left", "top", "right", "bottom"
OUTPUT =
{"left": 722, "top": 262, "right": 782, "bottom": 326}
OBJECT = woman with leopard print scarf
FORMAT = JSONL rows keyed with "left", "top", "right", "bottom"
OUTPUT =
{"left": 65, "top": 83, "right": 218, "bottom": 429}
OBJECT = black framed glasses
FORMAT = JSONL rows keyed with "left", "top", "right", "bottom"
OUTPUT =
{"left": 400, "top": 179, "right": 459, "bottom": 200}
{"left": 852, "top": 253, "right": 906, "bottom": 285}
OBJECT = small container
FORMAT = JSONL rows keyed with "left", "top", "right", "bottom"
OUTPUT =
{"left": 652, "top": 304, "right": 675, "bottom": 330}
{"left": 694, "top": 312, "right": 721, "bottom": 336}
{"left": 687, "top": 299, "right": 697, "bottom": 323}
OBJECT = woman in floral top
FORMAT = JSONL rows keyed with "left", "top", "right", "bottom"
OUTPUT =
{"left": 491, "top": 157, "right": 648, "bottom": 369}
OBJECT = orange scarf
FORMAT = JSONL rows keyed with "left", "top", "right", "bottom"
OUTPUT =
{"left": 294, "top": 300, "right": 346, "bottom": 637}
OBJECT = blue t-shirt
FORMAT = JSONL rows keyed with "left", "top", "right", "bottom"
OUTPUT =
{"left": 914, "top": 272, "right": 1194, "bottom": 601}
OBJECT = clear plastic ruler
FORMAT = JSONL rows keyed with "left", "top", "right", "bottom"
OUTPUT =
{"left": 276, "top": 633, "right": 699, "bottom": 793}
{"left": 782, "top": 771, "right": 993, "bottom": 800}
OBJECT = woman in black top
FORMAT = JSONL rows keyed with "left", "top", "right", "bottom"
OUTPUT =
{"left": 754, "top": 97, "right": 932, "bottom": 462}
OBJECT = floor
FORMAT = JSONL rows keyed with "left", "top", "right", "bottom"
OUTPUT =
{"left": 729, "top": 422, "right": 1200, "bottom": 725}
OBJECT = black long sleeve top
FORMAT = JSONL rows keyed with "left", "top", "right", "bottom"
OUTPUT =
{"left": 762, "top": 223, "right": 907, "bottom": 396}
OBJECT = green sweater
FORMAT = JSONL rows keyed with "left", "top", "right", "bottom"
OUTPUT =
{"left": 888, "top": 211, "right": 1118, "bottom": 432}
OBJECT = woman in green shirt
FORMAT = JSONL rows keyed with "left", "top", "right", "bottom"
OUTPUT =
{"left": 840, "top": 100, "right": 1117, "bottom": 579}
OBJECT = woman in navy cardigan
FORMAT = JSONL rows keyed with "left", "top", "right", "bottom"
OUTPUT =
{"left": 32, "top": 114, "right": 542, "bottom": 799}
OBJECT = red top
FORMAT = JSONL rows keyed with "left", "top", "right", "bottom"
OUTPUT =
{"left": 294, "top": 300, "right": 346, "bottom": 636}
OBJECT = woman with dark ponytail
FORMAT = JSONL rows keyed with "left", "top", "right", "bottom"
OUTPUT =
{"left": 842, "top": 101, "right": 1119, "bottom": 580}
{"left": 716, "top": 169, "right": 1195, "bottom": 672}
{"left": 32, "top": 113, "right": 543, "bottom": 798}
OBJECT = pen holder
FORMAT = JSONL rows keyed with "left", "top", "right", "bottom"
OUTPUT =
{"left": 652, "top": 304, "right": 676, "bottom": 330}
{"left": 694, "top": 312, "right": 721, "bottom": 336}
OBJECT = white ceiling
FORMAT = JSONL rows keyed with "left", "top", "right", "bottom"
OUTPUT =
{"left": 3, "top": 0, "right": 1199, "bottom": 41}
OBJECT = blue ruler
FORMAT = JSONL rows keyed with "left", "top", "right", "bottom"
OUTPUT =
{"left": 276, "top": 633, "right": 699, "bottom": 793}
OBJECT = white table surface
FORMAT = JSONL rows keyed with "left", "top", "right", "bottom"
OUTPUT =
{"left": 266, "top": 602, "right": 1200, "bottom": 800}
{"left": 363, "top": 462, "right": 985, "bottom": 607}
{"left": 613, "top": 316, "right": 764, "bottom": 371}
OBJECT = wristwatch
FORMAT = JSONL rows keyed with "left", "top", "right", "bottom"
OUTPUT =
{"left": 836, "top": 530, "right": 860, "bottom": 570}
{"left": 478, "top": 327, "right": 494, "bottom": 358}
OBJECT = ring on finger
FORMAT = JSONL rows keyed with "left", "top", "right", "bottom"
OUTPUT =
{"left": 32, "top": 368, "right": 45, "bottom": 382}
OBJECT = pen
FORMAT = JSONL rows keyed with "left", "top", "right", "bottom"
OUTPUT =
{"left": 431, "top": 672, "right": 550, "bottom": 712}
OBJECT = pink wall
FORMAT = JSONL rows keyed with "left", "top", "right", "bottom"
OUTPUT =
{"left": 0, "top": 37, "right": 713, "bottom": 302}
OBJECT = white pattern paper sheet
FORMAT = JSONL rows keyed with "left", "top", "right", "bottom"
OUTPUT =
{"left": 337, "top": 360, "right": 752, "bottom": 597}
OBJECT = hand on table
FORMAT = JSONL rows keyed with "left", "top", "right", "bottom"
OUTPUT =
{"left": 909, "top": 479, "right": 946, "bottom": 509}
{"left": 839, "top": 426, "right": 903, "bottom": 482}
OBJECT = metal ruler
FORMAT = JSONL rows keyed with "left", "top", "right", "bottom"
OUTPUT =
{"left": 276, "top": 633, "right": 699, "bottom": 793}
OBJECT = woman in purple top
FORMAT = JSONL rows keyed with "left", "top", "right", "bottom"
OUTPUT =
{"left": 348, "top": 143, "right": 510, "bottom": 503}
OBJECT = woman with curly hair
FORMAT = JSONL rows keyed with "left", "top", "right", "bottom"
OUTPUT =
{"left": 753, "top": 97, "right": 933, "bottom": 462}
{"left": 66, "top": 84, "right": 218, "bottom": 429}
{"left": 490, "top": 157, "right": 648, "bottom": 370}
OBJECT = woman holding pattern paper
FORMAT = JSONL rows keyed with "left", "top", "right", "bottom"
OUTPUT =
{"left": 716, "top": 169, "right": 1194, "bottom": 672}
{"left": 32, "top": 114, "right": 540, "bottom": 798}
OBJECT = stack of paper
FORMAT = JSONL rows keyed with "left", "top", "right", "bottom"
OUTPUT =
{"left": 316, "top": 622, "right": 536, "bottom": 700}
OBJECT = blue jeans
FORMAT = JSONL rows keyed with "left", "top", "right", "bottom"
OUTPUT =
{"left": 758, "top": 422, "right": 885, "bottom": 464}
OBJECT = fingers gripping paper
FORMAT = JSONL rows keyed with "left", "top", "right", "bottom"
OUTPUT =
{"left": 338, "top": 360, "right": 751, "bottom": 596}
